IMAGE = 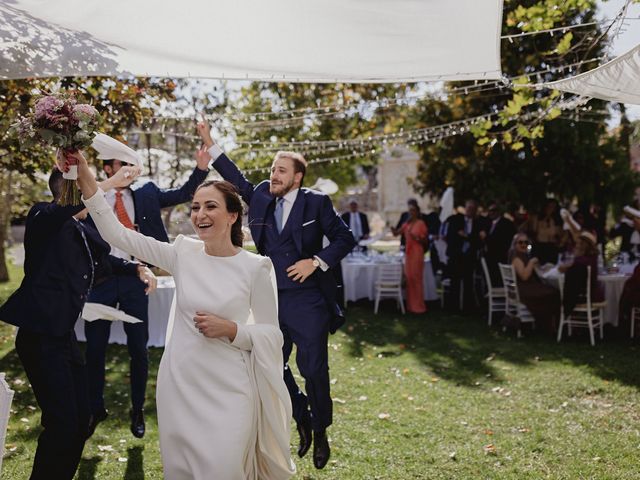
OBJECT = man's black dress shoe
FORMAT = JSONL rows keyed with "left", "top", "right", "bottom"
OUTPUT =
{"left": 130, "top": 409, "right": 145, "bottom": 438}
{"left": 296, "top": 416, "right": 312, "bottom": 458}
{"left": 87, "top": 408, "right": 108, "bottom": 438}
{"left": 313, "top": 429, "right": 330, "bottom": 469}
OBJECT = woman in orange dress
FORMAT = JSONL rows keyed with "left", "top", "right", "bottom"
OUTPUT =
{"left": 400, "top": 204, "right": 428, "bottom": 314}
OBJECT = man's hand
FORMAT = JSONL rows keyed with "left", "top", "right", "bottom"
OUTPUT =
{"left": 286, "top": 258, "right": 318, "bottom": 283}
{"left": 193, "top": 311, "right": 237, "bottom": 341}
{"left": 108, "top": 166, "right": 142, "bottom": 189}
{"left": 137, "top": 265, "right": 157, "bottom": 295}
{"left": 196, "top": 113, "right": 215, "bottom": 148}
{"left": 194, "top": 144, "right": 211, "bottom": 171}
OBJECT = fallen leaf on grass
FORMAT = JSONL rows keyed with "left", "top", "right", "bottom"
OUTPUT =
{"left": 358, "top": 395, "right": 368, "bottom": 401}
{"left": 449, "top": 451, "right": 457, "bottom": 461}
{"left": 378, "top": 413, "right": 391, "bottom": 420}
{"left": 483, "top": 444, "right": 497, "bottom": 455}
{"left": 98, "top": 445, "right": 114, "bottom": 452}
{"left": 117, "top": 457, "right": 127, "bottom": 463}
{"left": 333, "top": 397, "right": 346, "bottom": 404}
{"left": 484, "top": 429, "right": 494, "bottom": 435}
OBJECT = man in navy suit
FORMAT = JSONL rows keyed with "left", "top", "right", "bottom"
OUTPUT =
{"left": 0, "top": 167, "right": 139, "bottom": 480}
{"left": 84, "top": 153, "right": 209, "bottom": 438}
{"left": 197, "top": 121, "right": 355, "bottom": 469}
{"left": 341, "top": 199, "right": 370, "bottom": 250}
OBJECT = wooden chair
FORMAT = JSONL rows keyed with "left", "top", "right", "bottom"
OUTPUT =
{"left": 498, "top": 263, "right": 535, "bottom": 337}
{"left": 481, "top": 257, "right": 506, "bottom": 326}
{"left": 557, "top": 266, "right": 605, "bottom": 346}
{"left": 374, "top": 263, "right": 405, "bottom": 314}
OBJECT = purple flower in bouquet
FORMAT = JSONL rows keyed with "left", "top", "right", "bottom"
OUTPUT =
{"left": 9, "top": 92, "right": 103, "bottom": 205}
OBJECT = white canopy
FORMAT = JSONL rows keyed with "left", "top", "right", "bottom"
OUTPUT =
{"left": 543, "top": 43, "right": 640, "bottom": 105}
{"left": 0, "top": 0, "right": 503, "bottom": 82}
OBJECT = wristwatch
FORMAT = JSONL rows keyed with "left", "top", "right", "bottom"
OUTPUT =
{"left": 312, "top": 258, "right": 320, "bottom": 268}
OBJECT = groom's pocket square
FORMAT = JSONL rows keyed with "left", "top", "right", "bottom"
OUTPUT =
{"left": 302, "top": 219, "right": 316, "bottom": 227}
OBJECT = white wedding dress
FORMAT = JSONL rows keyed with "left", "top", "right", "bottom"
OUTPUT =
{"left": 84, "top": 190, "right": 295, "bottom": 480}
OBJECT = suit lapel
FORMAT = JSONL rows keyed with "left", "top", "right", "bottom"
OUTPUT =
{"left": 250, "top": 189, "right": 274, "bottom": 250}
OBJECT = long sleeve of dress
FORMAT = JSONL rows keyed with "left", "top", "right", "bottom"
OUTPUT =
{"left": 234, "top": 256, "right": 294, "bottom": 479}
{"left": 83, "top": 189, "right": 178, "bottom": 274}
{"left": 231, "top": 257, "right": 280, "bottom": 351}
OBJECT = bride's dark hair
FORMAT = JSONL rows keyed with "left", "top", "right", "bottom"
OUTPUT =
{"left": 195, "top": 180, "right": 244, "bottom": 247}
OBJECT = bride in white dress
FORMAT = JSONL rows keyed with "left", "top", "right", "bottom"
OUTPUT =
{"left": 70, "top": 151, "right": 295, "bottom": 479}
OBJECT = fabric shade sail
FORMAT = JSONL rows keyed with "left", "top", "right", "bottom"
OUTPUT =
{"left": 0, "top": 0, "right": 503, "bottom": 82}
{"left": 543, "top": 43, "right": 640, "bottom": 105}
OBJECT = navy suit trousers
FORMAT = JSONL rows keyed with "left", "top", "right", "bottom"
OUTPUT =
{"left": 279, "top": 288, "right": 332, "bottom": 431}
{"left": 85, "top": 275, "right": 149, "bottom": 412}
{"left": 16, "top": 329, "right": 89, "bottom": 480}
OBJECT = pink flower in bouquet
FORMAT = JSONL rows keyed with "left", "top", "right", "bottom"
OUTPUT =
{"left": 72, "top": 104, "right": 98, "bottom": 124}
{"left": 34, "top": 96, "right": 65, "bottom": 122}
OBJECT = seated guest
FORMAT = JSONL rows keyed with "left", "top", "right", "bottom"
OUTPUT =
{"left": 509, "top": 233, "right": 561, "bottom": 334}
{"left": 559, "top": 231, "right": 604, "bottom": 317}
{"left": 619, "top": 263, "right": 640, "bottom": 332}
{"left": 341, "top": 199, "right": 369, "bottom": 249}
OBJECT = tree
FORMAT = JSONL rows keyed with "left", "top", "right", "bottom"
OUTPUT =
{"left": 411, "top": 0, "right": 637, "bottom": 213}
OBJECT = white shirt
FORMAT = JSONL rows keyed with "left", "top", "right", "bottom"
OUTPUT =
{"left": 278, "top": 188, "right": 299, "bottom": 230}
{"left": 105, "top": 188, "right": 135, "bottom": 260}
{"left": 349, "top": 211, "right": 363, "bottom": 240}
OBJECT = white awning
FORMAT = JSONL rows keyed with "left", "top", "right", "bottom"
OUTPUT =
{"left": 0, "top": 0, "right": 503, "bottom": 82}
{"left": 543, "top": 43, "right": 640, "bottom": 105}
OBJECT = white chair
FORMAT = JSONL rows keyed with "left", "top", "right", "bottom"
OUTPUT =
{"left": 374, "top": 263, "right": 405, "bottom": 314}
{"left": 498, "top": 263, "right": 535, "bottom": 338}
{"left": 481, "top": 257, "right": 506, "bottom": 326}
{"left": 631, "top": 306, "right": 640, "bottom": 338}
{"left": 557, "top": 266, "right": 605, "bottom": 346}
{"left": 0, "top": 373, "right": 15, "bottom": 476}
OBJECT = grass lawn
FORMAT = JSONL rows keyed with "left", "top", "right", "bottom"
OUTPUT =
{"left": 2, "top": 258, "right": 640, "bottom": 479}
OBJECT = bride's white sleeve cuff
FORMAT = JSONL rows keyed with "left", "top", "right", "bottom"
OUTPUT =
{"left": 230, "top": 323, "right": 252, "bottom": 351}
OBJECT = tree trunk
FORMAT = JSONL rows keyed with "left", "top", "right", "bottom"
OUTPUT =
{"left": 0, "top": 170, "right": 13, "bottom": 282}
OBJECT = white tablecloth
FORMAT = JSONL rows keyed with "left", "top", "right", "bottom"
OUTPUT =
{"left": 600, "top": 274, "right": 628, "bottom": 327}
{"left": 341, "top": 256, "right": 438, "bottom": 305}
{"left": 74, "top": 276, "right": 175, "bottom": 347}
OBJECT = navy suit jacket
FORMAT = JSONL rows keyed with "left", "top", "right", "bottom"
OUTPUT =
{"left": 340, "top": 211, "right": 370, "bottom": 239}
{"left": 0, "top": 202, "right": 136, "bottom": 337}
{"left": 213, "top": 153, "right": 355, "bottom": 330}
{"left": 213, "top": 154, "right": 355, "bottom": 269}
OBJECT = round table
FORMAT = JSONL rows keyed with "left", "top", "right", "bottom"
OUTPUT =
{"left": 74, "top": 276, "right": 175, "bottom": 347}
{"left": 341, "top": 254, "right": 438, "bottom": 305}
{"left": 599, "top": 273, "right": 628, "bottom": 327}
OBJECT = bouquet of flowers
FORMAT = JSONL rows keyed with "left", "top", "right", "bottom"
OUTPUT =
{"left": 11, "top": 93, "right": 101, "bottom": 205}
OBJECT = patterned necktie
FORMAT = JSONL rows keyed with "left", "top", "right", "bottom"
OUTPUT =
{"left": 275, "top": 197, "right": 285, "bottom": 233}
{"left": 114, "top": 191, "right": 135, "bottom": 230}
